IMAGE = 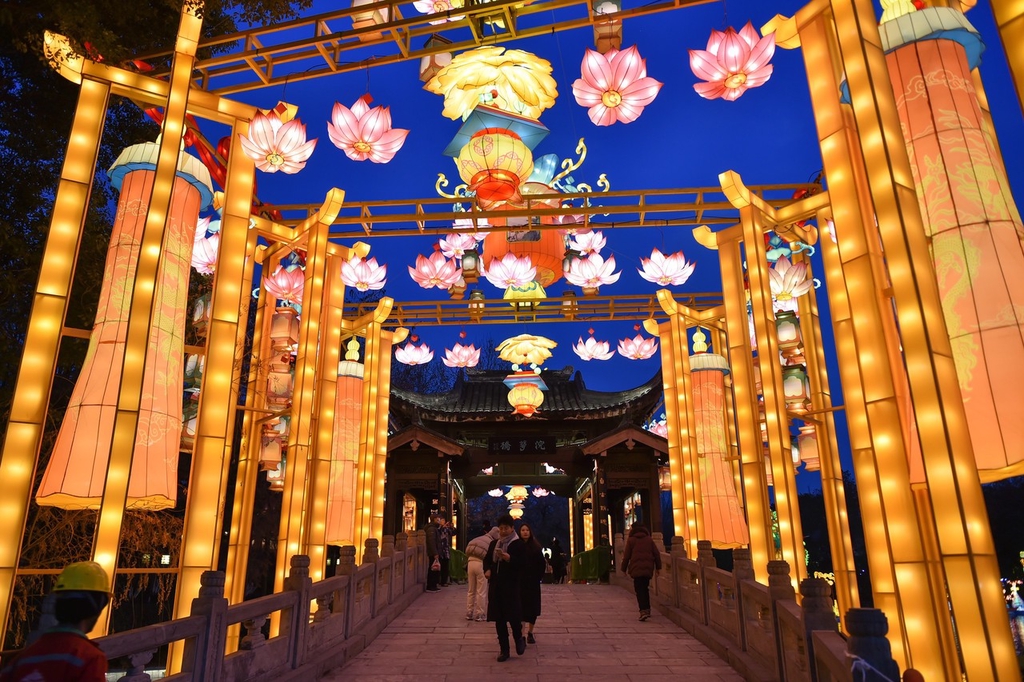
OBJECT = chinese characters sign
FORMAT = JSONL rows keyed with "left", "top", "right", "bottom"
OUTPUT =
{"left": 488, "top": 437, "right": 555, "bottom": 455}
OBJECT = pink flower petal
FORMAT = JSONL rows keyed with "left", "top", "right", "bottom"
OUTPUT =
{"left": 580, "top": 48, "right": 614, "bottom": 93}
{"left": 688, "top": 49, "right": 728, "bottom": 81}
{"left": 587, "top": 103, "right": 616, "bottom": 127}
{"left": 620, "top": 77, "right": 662, "bottom": 107}
{"left": 609, "top": 46, "right": 645, "bottom": 91}
{"left": 718, "top": 31, "right": 750, "bottom": 74}
{"left": 693, "top": 81, "right": 728, "bottom": 100}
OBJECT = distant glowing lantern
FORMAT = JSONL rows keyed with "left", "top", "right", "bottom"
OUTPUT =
{"left": 419, "top": 34, "right": 453, "bottom": 83}
{"left": 468, "top": 289, "right": 486, "bottom": 321}
{"left": 267, "top": 458, "right": 286, "bottom": 491}
{"left": 351, "top": 0, "right": 390, "bottom": 38}
{"left": 504, "top": 372, "right": 548, "bottom": 417}
{"left": 688, "top": 22, "right": 775, "bottom": 101}
{"left": 505, "top": 485, "right": 529, "bottom": 502}
{"left": 36, "top": 141, "right": 213, "bottom": 511}
{"left": 774, "top": 310, "right": 802, "bottom": 356}
{"left": 483, "top": 230, "right": 565, "bottom": 288}
{"left": 455, "top": 128, "right": 534, "bottom": 205}
{"left": 488, "top": 488, "right": 505, "bottom": 497}
{"left": 782, "top": 364, "right": 811, "bottom": 413}
{"left": 497, "top": 333, "right": 557, "bottom": 370}
{"left": 531, "top": 487, "right": 550, "bottom": 497}
{"left": 461, "top": 248, "right": 480, "bottom": 282}
{"left": 508, "top": 505, "right": 525, "bottom": 519}
{"left": 798, "top": 423, "right": 819, "bottom": 472}
{"left": 592, "top": 0, "right": 623, "bottom": 54}
{"left": 561, "top": 290, "right": 578, "bottom": 320}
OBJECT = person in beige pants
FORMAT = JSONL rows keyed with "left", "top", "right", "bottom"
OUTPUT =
{"left": 464, "top": 525, "right": 499, "bottom": 621}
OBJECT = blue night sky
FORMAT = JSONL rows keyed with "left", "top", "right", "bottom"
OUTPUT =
{"left": 195, "top": 1, "right": 1024, "bottom": 489}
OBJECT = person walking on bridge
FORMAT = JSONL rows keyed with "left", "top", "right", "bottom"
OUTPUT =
{"left": 483, "top": 514, "right": 526, "bottom": 662}
{"left": 465, "top": 524, "right": 499, "bottom": 621}
{"left": 621, "top": 522, "right": 661, "bottom": 621}
{"left": 517, "top": 522, "right": 546, "bottom": 644}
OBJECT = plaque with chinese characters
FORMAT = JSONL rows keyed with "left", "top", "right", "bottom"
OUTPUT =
{"left": 488, "top": 437, "right": 555, "bottom": 455}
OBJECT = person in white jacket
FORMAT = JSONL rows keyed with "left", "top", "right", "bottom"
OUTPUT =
{"left": 465, "top": 524, "right": 499, "bottom": 621}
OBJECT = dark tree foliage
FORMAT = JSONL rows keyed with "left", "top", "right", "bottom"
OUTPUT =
{"left": 981, "top": 476, "right": 1024, "bottom": 580}
{"left": 0, "top": 0, "right": 310, "bottom": 646}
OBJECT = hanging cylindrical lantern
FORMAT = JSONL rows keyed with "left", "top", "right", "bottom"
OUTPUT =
{"left": 36, "top": 141, "right": 213, "bottom": 510}
{"left": 455, "top": 128, "right": 534, "bottom": 206}
{"left": 798, "top": 423, "right": 819, "bottom": 472}
{"left": 503, "top": 372, "right": 547, "bottom": 417}
{"left": 782, "top": 364, "right": 811, "bottom": 413}
{"left": 774, "top": 310, "right": 803, "bottom": 359}
{"left": 419, "top": 34, "right": 453, "bottom": 83}
{"left": 325, "top": 339, "right": 366, "bottom": 546}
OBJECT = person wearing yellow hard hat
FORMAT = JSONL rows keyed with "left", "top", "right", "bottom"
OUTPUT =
{"left": 0, "top": 561, "right": 111, "bottom": 682}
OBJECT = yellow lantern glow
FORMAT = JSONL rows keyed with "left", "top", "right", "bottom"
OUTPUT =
{"left": 507, "top": 381, "right": 544, "bottom": 417}
{"left": 505, "top": 485, "right": 529, "bottom": 502}
{"left": 455, "top": 129, "right": 534, "bottom": 206}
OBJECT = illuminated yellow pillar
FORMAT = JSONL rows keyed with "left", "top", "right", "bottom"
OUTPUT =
{"left": 644, "top": 292, "right": 703, "bottom": 556}
{"left": 274, "top": 190, "right": 345, "bottom": 596}
{"left": 775, "top": 9, "right": 954, "bottom": 672}
{"left": 790, "top": 250, "right": 859, "bottom": 623}
{"left": 0, "top": 73, "right": 111, "bottom": 642}
{"left": 90, "top": 1, "right": 203, "bottom": 635}
{"left": 735, "top": 199, "right": 806, "bottom": 590}
{"left": 703, "top": 228, "right": 772, "bottom": 581}
{"left": 350, "top": 299, "right": 407, "bottom": 560}
{"left": 170, "top": 117, "right": 258, "bottom": 669}
{"left": 224, "top": 233, "right": 273, "bottom": 613}
{"left": 830, "top": 1, "right": 1016, "bottom": 677}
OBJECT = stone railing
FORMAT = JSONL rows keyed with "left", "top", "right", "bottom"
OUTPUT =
{"left": 93, "top": 532, "right": 426, "bottom": 682}
{"left": 613, "top": 534, "right": 908, "bottom": 682}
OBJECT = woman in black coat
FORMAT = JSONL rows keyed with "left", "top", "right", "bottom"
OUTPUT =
{"left": 517, "top": 522, "right": 546, "bottom": 643}
{"left": 483, "top": 514, "right": 526, "bottom": 661}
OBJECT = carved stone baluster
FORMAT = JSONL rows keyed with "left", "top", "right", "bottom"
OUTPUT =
{"left": 240, "top": 616, "right": 267, "bottom": 649}
{"left": 120, "top": 649, "right": 156, "bottom": 681}
{"left": 313, "top": 593, "right": 333, "bottom": 622}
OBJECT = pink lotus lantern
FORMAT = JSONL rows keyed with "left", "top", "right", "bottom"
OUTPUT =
{"left": 618, "top": 334, "right": 658, "bottom": 360}
{"left": 439, "top": 232, "right": 477, "bottom": 260}
{"left": 565, "top": 254, "right": 621, "bottom": 294}
{"left": 647, "top": 418, "right": 669, "bottom": 438}
{"left": 238, "top": 110, "right": 317, "bottom": 174}
{"left": 769, "top": 255, "right": 813, "bottom": 311}
{"left": 638, "top": 248, "right": 696, "bottom": 286}
{"left": 409, "top": 251, "right": 463, "bottom": 289}
{"left": 395, "top": 342, "right": 434, "bottom": 365}
{"left": 263, "top": 264, "right": 305, "bottom": 303}
{"left": 327, "top": 95, "right": 409, "bottom": 163}
{"left": 341, "top": 255, "right": 387, "bottom": 291}
{"left": 413, "top": 0, "right": 464, "bottom": 24}
{"left": 483, "top": 253, "right": 537, "bottom": 290}
{"left": 573, "top": 334, "right": 615, "bottom": 361}
{"left": 571, "top": 46, "right": 663, "bottom": 126}
{"left": 689, "top": 22, "right": 775, "bottom": 101}
{"left": 569, "top": 231, "right": 606, "bottom": 256}
{"left": 442, "top": 342, "right": 481, "bottom": 367}
{"left": 191, "top": 233, "right": 220, "bottom": 275}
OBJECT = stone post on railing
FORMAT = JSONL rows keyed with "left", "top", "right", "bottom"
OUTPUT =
{"left": 652, "top": 532, "right": 665, "bottom": 553}
{"left": 768, "top": 561, "right": 796, "bottom": 681}
{"left": 395, "top": 531, "right": 408, "bottom": 551}
{"left": 697, "top": 540, "right": 716, "bottom": 625}
{"left": 337, "top": 546, "right": 357, "bottom": 576}
{"left": 412, "top": 530, "right": 426, "bottom": 581}
{"left": 381, "top": 535, "right": 395, "bottom": 558}
{"left": 732, "top": 548, "right": 753, "bottom": 651}
{"left": 800, "top": 578, "right": 838, "bottom": 682}
{"left": 282, "top": 555, "right": 312, "bottom": 670}
{"left": 363, "top": 538, "right": 380, "bottom": 564}
{"left": 670, "top": 536, "right": 687, "bottom": 608}
{"left": 180, "top": 570, "right": 228, "bottom": 682}
{"left": 613, "top": 532, "right": 624, "bottom": 573}
{"left": 845, "top": 608, "right": 900, "bottom": 682}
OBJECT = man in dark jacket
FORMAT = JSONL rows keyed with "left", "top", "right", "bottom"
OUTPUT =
{"left": 483, "top": 514, "right": 527, "bottom": 661}
{"left": 423, "top": 514, "right": 442, "bottom": 592}
{"left": 620, "top": 522, "right": 662, "bottom": 621}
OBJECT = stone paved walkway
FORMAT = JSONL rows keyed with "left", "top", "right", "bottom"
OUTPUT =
{"left": 321, "top": 582, "right": 745, "bottom": 681}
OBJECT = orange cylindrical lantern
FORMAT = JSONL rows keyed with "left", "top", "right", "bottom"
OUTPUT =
{"left": 887, "top": 19, "right": 1024, "bottom": 482}
{"left": 37, "top": 142, "right": 213, "bottom": 510}
{"left": 325, "top": 356, "right": 365, "bottom": 546}
{"left": 691, "top": 345, "right": 749, "bottom": 549}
